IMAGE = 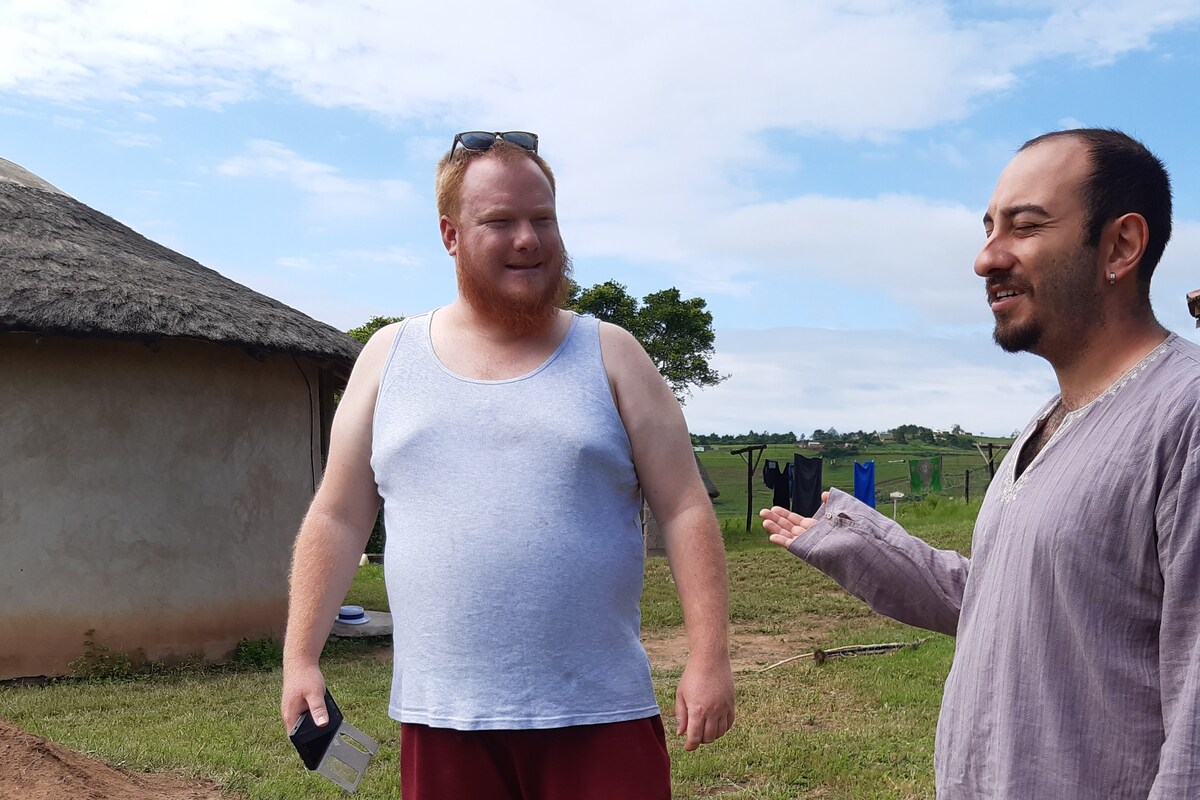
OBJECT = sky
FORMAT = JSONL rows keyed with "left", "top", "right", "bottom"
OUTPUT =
{"left": 2, "top": 0, "right": 1199, "bottom": 437}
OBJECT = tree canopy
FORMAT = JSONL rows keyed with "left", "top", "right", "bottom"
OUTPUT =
{"left": 347, "top": 315, "right": 404, "bottom": 344}
{"left": 564, "top": 279, "right": 727, "bottom": 401}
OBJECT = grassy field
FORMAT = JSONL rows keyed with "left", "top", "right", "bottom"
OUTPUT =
{"left": 700, "top": 442, "right": 999, "bottom": 530}
{"left": 0, "top": 459, "right": 984, "bottom": 799}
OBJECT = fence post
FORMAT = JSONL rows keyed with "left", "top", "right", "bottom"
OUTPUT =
{"left": 964, "top": 469, "right": 970, "bottom": 503}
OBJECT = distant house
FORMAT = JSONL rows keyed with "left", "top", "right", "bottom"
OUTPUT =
{"left": 0, "top": 158, "right": 360, "bottom": 679}
{"left": 879, "top": 432, "right": 896, "bottom": 443}
{"left": 806, "top": 441, "right": 825, "bottom": 451}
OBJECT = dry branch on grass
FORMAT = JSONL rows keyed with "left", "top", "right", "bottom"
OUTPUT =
{"left": 756, "top": 638, "right": 932, "bottom": 673}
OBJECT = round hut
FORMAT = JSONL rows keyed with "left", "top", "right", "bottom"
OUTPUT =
{"left": 0, "top": 158, "right": 361, "bottom": 679}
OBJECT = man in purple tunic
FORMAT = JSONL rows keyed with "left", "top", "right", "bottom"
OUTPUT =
{"left": 762, "top": 128, "right": 1200, "bottom": 798}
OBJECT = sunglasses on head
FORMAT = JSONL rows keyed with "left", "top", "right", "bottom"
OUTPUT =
{"left": 451, "top": 131, "right": 539, "bottom": 155}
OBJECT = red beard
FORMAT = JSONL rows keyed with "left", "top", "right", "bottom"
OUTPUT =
{"left": 456, "top": 248, "right": 574, "bottom": 335}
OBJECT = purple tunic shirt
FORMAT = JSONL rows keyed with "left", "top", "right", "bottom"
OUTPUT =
{"left": 789, "top": 334, "right": 1200, "bottom": 798}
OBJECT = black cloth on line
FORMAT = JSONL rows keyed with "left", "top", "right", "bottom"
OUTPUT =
{"left": 792, "top": 454, "right": 823, "bottom": 517}
{"left": 763, "top": 460, "right": 791, "bottom": 508}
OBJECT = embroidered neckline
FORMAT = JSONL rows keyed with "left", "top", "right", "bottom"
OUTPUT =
{"left": 999, "top": 335, "right": 1175, "bottom": 502}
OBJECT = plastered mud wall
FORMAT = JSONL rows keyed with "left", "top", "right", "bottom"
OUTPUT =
{"left": 0, "top": 334, "right": 322, "bottom": 678}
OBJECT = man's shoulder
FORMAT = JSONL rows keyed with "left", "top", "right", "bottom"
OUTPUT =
{"left": 1145, "top": 335, "right": 1200, "bottom": 430}
{"left": 1154, "top": 335, "right": 1200, "bottom": 399}
{"left": 351, "top": 316, "right": 425, "bottom": 380}
{"left": 592, "top": 316, "right": 641, "bottom": 349}
{"left": 1165, "top": 334, "right": 1200, "bottom": 374}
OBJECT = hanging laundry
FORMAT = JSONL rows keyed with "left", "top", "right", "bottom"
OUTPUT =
{"left": 854, "top": 461, "right": 876, "bottom": 508}
{"left": 762, "top": 460, "right": 791, "bottom": 508}
{"left": 792, "top": 454, "right": 823, "bottom": 516}
{"left": 908, "top": 457, "right": 943, "bottom": 494}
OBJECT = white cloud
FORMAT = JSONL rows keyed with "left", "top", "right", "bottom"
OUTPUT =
{"left": 106, "top": 129, "right": 158, "bottom": 148}
{"left": 570, "top": 193, "right": 985, "bottom": 325}
{"left": 1028, "top": 0, "right": 1200, "bottom": 66}
{"left": 712, "top": 194, "right": 985, "bottom": 320}
{"left": 682, "top": 326, "right": 1058, "bottom": 436}
{"left": 274, "top": 246, "right": 421, "bottom": 274}
{"left": 5, "top": 1, "right": 1196, "bottom": 314}
{"left": 217, "top": 139, "right": 415, "bottom": 218}
{"left": 4, "top": 3, "right": 1193, "bottom": 132}
{"left": 275, "top": 256, "right": 324, "bottom": 273}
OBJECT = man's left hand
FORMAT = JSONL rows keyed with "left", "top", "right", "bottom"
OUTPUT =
{"left": 675, "top": 657, "right": 735, "bottom": 751}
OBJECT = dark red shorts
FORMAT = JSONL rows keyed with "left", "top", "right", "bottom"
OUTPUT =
{"left": 400, "top": 715, "right": 671, "bottom": 799}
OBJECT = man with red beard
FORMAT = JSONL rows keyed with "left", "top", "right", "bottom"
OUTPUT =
{"left": 763, "top": 128, "right": 1200, "bottom": 798}
{"left": 282, "top": 132, "right": 734, "bottom": 799}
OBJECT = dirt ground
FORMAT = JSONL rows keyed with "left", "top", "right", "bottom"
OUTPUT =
{"left": 0, "top": 719, "right": 230, "bottom": 800}
{"left": 0, "top": 627, "right": 824, "bottom": 798}
{"left": 642, "top": 622, "right": 828, "bottom": 673}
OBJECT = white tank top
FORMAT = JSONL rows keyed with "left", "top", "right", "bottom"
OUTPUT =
{"left": 371, "top": 311, "right": 658, "bottom": 729}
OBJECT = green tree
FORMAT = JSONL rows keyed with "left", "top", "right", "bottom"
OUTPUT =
{"left": 565, "top": 279, "right": 727, "bottom": 401}
{"left": 348, "top": 315, "right": 404, "bottom": 344}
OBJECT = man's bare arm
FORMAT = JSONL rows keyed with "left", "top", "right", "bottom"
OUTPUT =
{"left": 600, "top": 322, "right": 734, "bottom": 751}
{"left": 280, "top": 324, "right": 399, "bottom": 731}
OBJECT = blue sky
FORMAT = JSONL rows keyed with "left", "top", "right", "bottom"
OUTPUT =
{"left": 3, "top": 1, "right": 1198, "bottom": 436}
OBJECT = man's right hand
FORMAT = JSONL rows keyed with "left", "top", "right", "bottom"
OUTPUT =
{"left": 281, "top": 663, "right": 329, "bottom": 732}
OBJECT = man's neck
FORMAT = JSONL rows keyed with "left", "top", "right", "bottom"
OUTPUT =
{"left": 1049, "top": 317, "right": 1168, "bottom": 411}
{"left": 431, "top": 300, "right": 572, "bottom": 382}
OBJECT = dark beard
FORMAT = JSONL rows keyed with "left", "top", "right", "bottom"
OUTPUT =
{"left": 990, "top": 245, "right": 1102, "bottom": 357}
{"left": 993, "top": 318, "right": 1041, "bottom": 354}
{"left": 456, "top": 249, "right": 574, "bottom": 335}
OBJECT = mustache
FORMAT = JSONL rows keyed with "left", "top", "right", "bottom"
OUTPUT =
{"left": 986, "top": 276, "right": 1032, "bottom": 290}
{"left": 986, "top": 276, "right": 1032, "bottom": 296}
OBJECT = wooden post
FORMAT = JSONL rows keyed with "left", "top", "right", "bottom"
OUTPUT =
{"left": 730, "top": 444, "right": 767, "bottom": 533}
{"left": 964, "top": 469, "right": 970, "bottom": 503}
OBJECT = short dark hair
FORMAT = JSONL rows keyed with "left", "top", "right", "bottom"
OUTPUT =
{"left": 1020, "top": 128, "right": 1172, "bottom": 288}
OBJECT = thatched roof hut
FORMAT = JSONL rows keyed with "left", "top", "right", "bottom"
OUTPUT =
{"left": 0, "top": 158, "right": 360, "bottom": 679}
{"left": 0, "top": 157, "right": 358, "bottom": 365}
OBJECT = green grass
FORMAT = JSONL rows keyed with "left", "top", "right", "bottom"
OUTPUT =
{"left": 0, "top": 494, "right": 981, "bottom": 799}
{"left": 702, "top": 442, "right": 998, "bottom": 529}
{"left": 343, "top": 562, "right": 388, "bottom": 610}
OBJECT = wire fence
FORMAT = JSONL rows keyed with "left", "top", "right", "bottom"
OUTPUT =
{"left": 872, "top": 464, "right": 998, "bottom": 505}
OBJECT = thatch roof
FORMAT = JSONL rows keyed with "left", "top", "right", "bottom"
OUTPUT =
{"left": 0, "top": 158, "right": 360, "bottom": 368}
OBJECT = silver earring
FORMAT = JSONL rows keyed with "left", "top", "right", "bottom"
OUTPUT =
{"left": 1108, "top": 272, "right": 1117, "bottom": 285}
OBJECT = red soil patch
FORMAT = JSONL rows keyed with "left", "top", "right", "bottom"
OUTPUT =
{"left": 0, "top": 718, "right": 230, "bottom": 800}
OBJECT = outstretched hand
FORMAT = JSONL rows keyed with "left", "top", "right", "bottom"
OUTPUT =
{"left": 760, "top": 491, "right": 830, "bottom": 548}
